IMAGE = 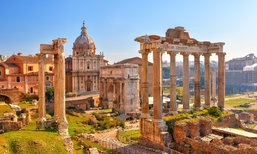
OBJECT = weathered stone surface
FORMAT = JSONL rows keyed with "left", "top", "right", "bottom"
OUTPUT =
{"left": 0, "top": 121, "right": 22, "bottom": 133}
{"left": 238, "top": 112, "right": 254, "bottom": 123}
{"left": 187, "top": 121, "right": 200, "bottom": 138}
{"left": 199, "top": 117, "right": 212, "bottom": 136}
{"left": 174, "top": 122, "right": 188, "bottom": 142}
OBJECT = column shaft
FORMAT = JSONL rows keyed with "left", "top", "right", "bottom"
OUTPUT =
{"left": 38, "top": 54, "right": 46, "bottom": 121}
{"left": 120, "top": 81, "right": 124, "bottom": 113}
{"left": 212, "top": 68, "right": 217, "bottom": 98}
{"left": 153, "top": 48, "right": 162, "bottom": 120}
{"left": 168, "top": 52, "right": 177, "bottom": 113}
{"left": 204, "top": 53, "right": 211, "bottom": 108}
{"left": 54, "top": 54, "right": 59, "bottom": 121}
{"left": 181, "top": 52, "right": 190, "bottom": 111}
{"left": 193, "top": 53, "right": 201, "bottom": 110}
{"left": 217, "top": 53, "right": 226, "bottom": 110}
{"left": 140, "top": 49, "right": 150, "bottom": 118}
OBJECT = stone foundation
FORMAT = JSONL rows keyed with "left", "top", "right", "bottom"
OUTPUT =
{"left": 139, "top": 118, "right": 170, "bottom": 150}
{"left": 0, "top": 121, "right": 23, "bottom": 133}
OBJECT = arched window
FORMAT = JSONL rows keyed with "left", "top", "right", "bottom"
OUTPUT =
{"left": 87, "top": 62, "right": 90, "bottom": 70}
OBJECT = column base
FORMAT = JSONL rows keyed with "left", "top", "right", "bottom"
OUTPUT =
{"left": 58, "top": 120, "right": 69, "bottom": 136}
{"left": 203, "top": 104, "right": 210, "bottom": 109}
{"left": 169, "top": 111, "right": 178, "bottom": 115}
{"left": 218, "top": 106, "right": 224, "bottom": 111}
{"left": 183, "top": 108, "right": 190, "bottom": 112}
{"left": 194, "top": 106, "right": 201, "bottom": 111}
{"left": 36, "top": 118, "right": 46, "bottom": 130}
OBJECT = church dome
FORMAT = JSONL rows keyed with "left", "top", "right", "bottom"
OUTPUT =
{"left": 73, "top": 21, "right": 95, "bottom": 56}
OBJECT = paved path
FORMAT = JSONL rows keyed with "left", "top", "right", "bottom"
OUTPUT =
{"left": 213, "top": 127, "right": 257, "bottom": 139}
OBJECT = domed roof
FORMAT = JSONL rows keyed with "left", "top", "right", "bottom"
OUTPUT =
{"left": 73, "top": 21, "right": 95, "bottom": 56}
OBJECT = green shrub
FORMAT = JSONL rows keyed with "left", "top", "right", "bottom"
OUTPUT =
{"left": 207, "top": 107, "right": 222, "bottom": 117}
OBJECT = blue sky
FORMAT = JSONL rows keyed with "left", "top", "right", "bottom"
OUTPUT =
{"left": 0, "top": 0, "right": 257, "bottom": 63}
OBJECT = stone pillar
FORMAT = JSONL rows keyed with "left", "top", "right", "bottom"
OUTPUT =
{"left": 181, "top": 52, "right": 190, "bottom": 112}
{"left": 167, "top": 51, "right": 177, "bottom": 114}
{"left": 153, "top": 48, "right": 163, "bottom": 121}
{"left": 204, "top": 53, "right": 211, "bottom": 109}
{"left": 139, "top": 49, "right": 151, "bottom": 118}
{"left": 54, "top": 54, "right": 59, "bottom": 121}
{"left": 212, "top": 67, "right": 217, "bottom": 98}
{"left": 113, "top": 79, "right": 116, "bottom": 101}
{"left": 53, "top": 39, "right": 68, "bottom": 136}
{"left": 120, "top": 81, "right": 124, "bottom": 113}
{"left": 217, "top": 52, "right": 226, "bottom": 110}
{"left": 193, "top": 53, "right": 201, "bottom": 110}
{"left": 37, "top": 54, "right": 46, "bottom": 121}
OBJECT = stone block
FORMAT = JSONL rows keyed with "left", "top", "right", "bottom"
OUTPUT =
{"left": 0, "top": 121, "right": 23, "bottom": 133}
{"left": 199, "top": 117, "right": 212, "bottom": 136}
{"left": 173, "top": 122, "right": 188, "bottom": 142}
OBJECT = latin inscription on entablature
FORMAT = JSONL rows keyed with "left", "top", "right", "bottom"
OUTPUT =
{"left": 166, "top": 44, "right": 204, "bottom": 53}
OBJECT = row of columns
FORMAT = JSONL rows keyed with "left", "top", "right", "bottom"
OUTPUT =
{"left": 140, "top": 48, "right": 226, "bottom": 119}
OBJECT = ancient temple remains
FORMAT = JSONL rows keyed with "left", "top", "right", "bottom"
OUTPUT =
{"left": 36, "top": 38, "right": 69, "bottom": 136}
{"left": 135, "top": 26, "right": 226, "bottom": 149}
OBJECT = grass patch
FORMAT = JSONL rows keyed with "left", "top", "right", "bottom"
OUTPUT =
{"left": 0, "top": 102, "right": 14, "bottom": 117}
{"left": 18, "top": 102, "right": 37, "bottom": 109}
{"left": 66, "top": 112, "right": 94, "bottom": 136}
{"left": 225, "top": 98, "right": 256, "bottom": 108}
{"left": 119, "top": 130, "right": 140, "bottom": 144}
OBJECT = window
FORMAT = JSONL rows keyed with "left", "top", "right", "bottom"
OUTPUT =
{"left": 1, "top": 85, "right": 4, "bottom": 88}
{"left": 30, "top": 87, "right": 33, "bottom": 93}
{"left": 87, "top": 62, "right": 90, "bottom": 69}
{"left": 0, "top": 71, "right": 1, "bottom": 76}
{"left": 49, "top": 66, "right": 53, "bottom": 71}
{"left": 46, "top": 76, "right": 50, "bottom": 81}
{"left": 28, "top": 66, "right": 33, "bottom": 71}
{"left": 16, "top": 76, "right": 20, "bottom": 82}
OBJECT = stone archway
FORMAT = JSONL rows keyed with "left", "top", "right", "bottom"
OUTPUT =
{"left": 107, "top": 84, "right": 114, "bottom": 108}
{"left": 0, "top": 94, "right": 11, "bottom": 104}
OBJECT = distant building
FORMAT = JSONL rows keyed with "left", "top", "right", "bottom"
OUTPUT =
{"left": 99, "top": 64, "right": 140, "bottom": 114}
{"left": 0, "top": 53, "right": 54, "bottom": 94}
{"left": 226, "top": 54, "right": 257, "bottom": 94}
{"left": 66, "top": 22, "right": 108, "bottom": 95}
{"left": 115, "top": 57, "right": 153, "bottom": 96}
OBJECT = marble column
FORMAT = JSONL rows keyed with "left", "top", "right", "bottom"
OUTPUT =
{"left": 54, "top": 39, "right": 68, "bottom": 136}
{"left": 153, "top": 48, "right": 163, "bottom": 121}
{"left": 167, "top": 51, "right": 177, "bottom": 114}
{"left": 181, "top": 52, "right": 190, "bottom": 112}
{"left": 193, "top": 53, "right": 201, "bottom": 110}
{"left": 37, "top": 54, "right": 46, "bottom": 121}
{"left": 120, "top": 81, "right": 124, "bottom": 113}
{"left": 139, "top": 49, "right": 151, "bottom": 118}
{"left": 204, "top": 53, "right": 211, "bottom": 108}
{"left": 217, "top": 52, "right": 226, "bottom": 110}
{"left": 212, "top": 67, "right": 217, "bottom": 98}
{"left": 54, "top": 54, "right": 59, "bottom": 121}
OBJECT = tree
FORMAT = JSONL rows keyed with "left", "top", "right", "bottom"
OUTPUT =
{"left": 45, "top": 87, "right": 54, "bottom": 103}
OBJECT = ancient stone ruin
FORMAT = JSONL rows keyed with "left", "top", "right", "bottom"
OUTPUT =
{"left": 135, "top": 27, "right": 226, "bottom": 149}
{"left": 36, "top": 38, "right": 69, "bottom": 137}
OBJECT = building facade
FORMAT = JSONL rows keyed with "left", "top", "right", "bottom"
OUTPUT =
{"left": 0, "top": 53, "right": 54, "bottom": 94}
{"left": 70, "top": 22, "right": 107, "bottom": 95}
{"left": 99, "top": 64, "right": 140, "bottom": 114}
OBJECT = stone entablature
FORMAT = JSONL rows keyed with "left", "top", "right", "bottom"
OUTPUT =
{"left": 99, "top": 64, "right": 140, "bottom": 114}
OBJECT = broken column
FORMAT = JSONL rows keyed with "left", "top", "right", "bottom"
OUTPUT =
{"left": 37, "top": 53, "right": 46, "bottom": 124}
{"left": 53, "top": 38, "right": 69, "bottom": 136}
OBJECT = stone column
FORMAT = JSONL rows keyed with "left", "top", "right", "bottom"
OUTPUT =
{"left": 193, "top": 53, "right": 201, "bottom": 110}
{"left": 53, "top": 39, "right": 68, "bottom": 136}
{"left": 139, "top": 49, "right": 151, "bottom": 118}
{"left": 153, "top": 48, "right": 163, "bottom": 121}
{"left": 37, "top": 54, "right": 46, "bottom": 121}
{"left": 113, "top": 79, "right": 116, "bottom": 101}
{"left": 54, "top": 54, "right": 59, "bottom": 121}
{"left": 204, "top": 53, "right": 211, "bottom": 108}
{"left": 120, "top": 81, "right": 124, "bottom": 113}
{"left": 181, "top": 52, "right": 190, "bottom": 112}
{"left": 217, "top": 52, "right": 226, "bottom": 110}
{"left": 167, "top": 51, "right": 177, "bottom": 114}
{"left": 212, "top": 67, "right": 217, "bottom": 98}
